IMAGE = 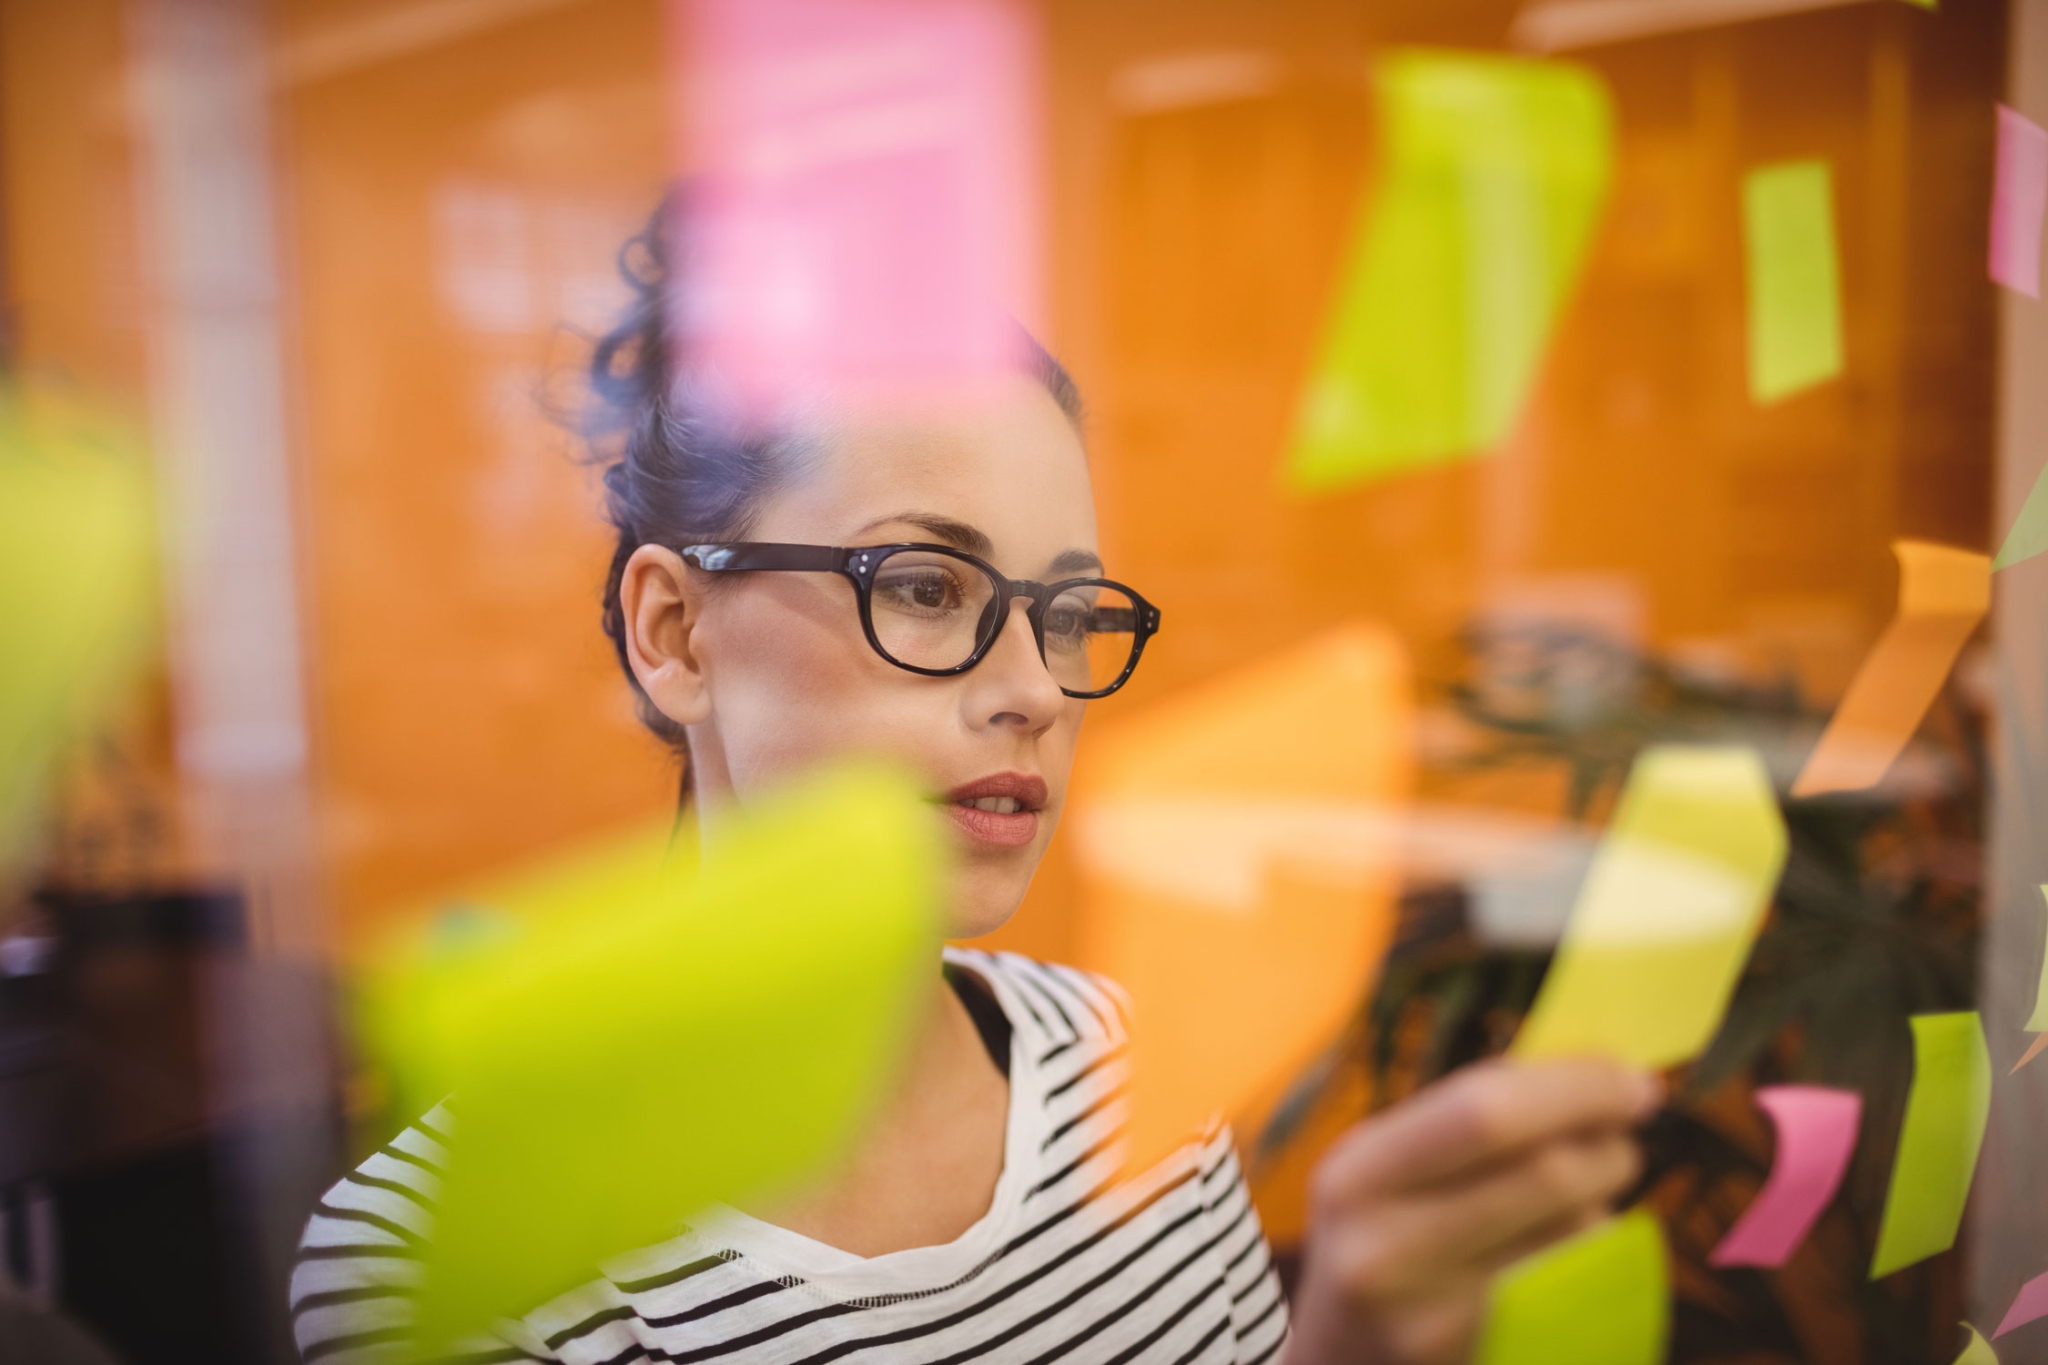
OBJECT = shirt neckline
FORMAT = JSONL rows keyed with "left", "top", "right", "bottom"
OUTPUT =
{"left": 680, "top": 949, "right": 1050, "bottom": 1302}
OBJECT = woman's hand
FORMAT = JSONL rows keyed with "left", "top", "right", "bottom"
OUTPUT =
{"left": 1282, "top": 1057, "right": 1661, "bottom": 1365}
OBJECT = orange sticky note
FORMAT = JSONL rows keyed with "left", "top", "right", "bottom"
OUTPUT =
{"left": 2013, "top": 1033, "right": 2048, "bottom": 1076}
{"left": 1071, "top": 625, "right": 1412, "bottom": 1168}
{"left": 1792, "top": 541, "right": 1989, "bottom": 798}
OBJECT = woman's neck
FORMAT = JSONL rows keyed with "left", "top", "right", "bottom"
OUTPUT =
{"left": 738, "top": 959, "right": 1011, "bottom": 1257}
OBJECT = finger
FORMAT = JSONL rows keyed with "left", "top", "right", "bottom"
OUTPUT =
{"left": 1315, "top": 1058, "right": 1660, "bottom": 1200}
{"left": 1431, "top": 1131, "right": 1643, "bottom": 1267}
{"left": 1366, "top": 1293, "right": 1490, "bottom": 1365}
{"left": 1476, "top": 1183, "right": 1631, "bottom": 1279}
{"left": 1316, "top": 1131, "right": 1643, "bottom": 1298}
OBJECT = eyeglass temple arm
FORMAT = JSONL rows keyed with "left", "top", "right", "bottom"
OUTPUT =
{"left": 681, "top": 543, "right": 847, "bottom": 573}
{"left": 1089, "top": 606, "right": 1145, "bottom": 632}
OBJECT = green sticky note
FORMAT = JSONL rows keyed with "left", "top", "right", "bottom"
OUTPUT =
{"left": 1743, "top": 160, "right": 1844, "bottom": 404}
{"left": 1994, "top": 462, "right": 2048, "bottom": 570}
{"left": 1514, "top": 745, "right": 1789, "bottom": 1068}
{"left": 1952, "top": 1324, "right": 1999, "bottom": 1365}
{"left": 1286, "top": 50, "right": 1613, "bottom": 491}
{"left": 1871, "top": 1011, "right": 1992, "bottom": 1278}
{"left": 1476, "top": 1209, "right": 1668, "bottom": 1365}
{"left": 2028, "top": 887, "right": 2048, "bottom": 1033}
{"left": 365, "top": 760, "right": 945, "bottom": 1346}
{"left": 0, "top": 394, "right": 157, "bottom": 876}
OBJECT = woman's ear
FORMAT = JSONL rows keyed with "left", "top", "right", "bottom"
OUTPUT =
{"left": 620, "top": 544, "right": 713, "bottom": 728}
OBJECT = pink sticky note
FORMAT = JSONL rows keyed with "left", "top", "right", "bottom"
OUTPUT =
{"left": 1991, "top": 105, "right": 2048, "bottom": 299}
{"left": 1995, "top": 1270, "right": 2048, "bottom": 1338}
{"left": 1710, "top": 1085, "right": 1863, "bottom": 1268}
{"left": 675, "top": 0, "right": 1042, "bottom": 420}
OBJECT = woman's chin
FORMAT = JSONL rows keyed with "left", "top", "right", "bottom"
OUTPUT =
{"left": 942, "top": 866, "right": 1033, "bottom": 941}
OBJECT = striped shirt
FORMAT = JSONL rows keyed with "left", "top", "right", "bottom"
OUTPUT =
{"left": 292, "top": 949, "right": 1291, "bottom": 1365}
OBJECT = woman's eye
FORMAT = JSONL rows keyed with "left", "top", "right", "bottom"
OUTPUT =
{"left": 878, "top": 571, "right": 961, "bottom": 611}
{"left": 1045, "top": 605, "right": 1090, "bottom": 646}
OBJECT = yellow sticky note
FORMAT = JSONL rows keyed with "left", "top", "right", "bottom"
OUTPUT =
{"left": 0, "top": 393, "right": 157, "bottom": 876}
{"left": 1792, "top": 541, "right": 1990, "bottom": 798}
{"left": 1513, "top": 745, "right": 1788, "bottom": 1069}
{"left": 1475, "top": 1209, "right": 1668, "bottom": 1365}
{"left": 1953, "top": 1325, "right": 1999, "bottom": 1365}
{"left": 1995, "top": 461, "right": 2048, "bottom": 571}
{"left": 1743, "top": 159, "right": 1845, "bottom": 403}
{"left": 1073, "top": 625, "right": 1412, "bottom": 1168}
{"left": 1871, "top": 1012, "right": 1992, "bottom": 1278}
{"left": 364, "top": 760, "right": 944, "bottom": 1346}
{"left": 1287, "top": 50, "right": 1613, "bottom": 490}
{"left": 2028, "top": 886, "right": 2048, "bottom": 1033}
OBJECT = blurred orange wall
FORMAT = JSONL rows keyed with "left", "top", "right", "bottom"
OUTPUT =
{"left": 2, "top": 0, "right": 2003, "bottom": 963}
{"left": 275, "top": 0, "right": 677, "bottom": 954}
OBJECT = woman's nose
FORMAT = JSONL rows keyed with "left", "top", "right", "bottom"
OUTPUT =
{"left": 969, "top": 594, "right": 1065, "bottom": 729}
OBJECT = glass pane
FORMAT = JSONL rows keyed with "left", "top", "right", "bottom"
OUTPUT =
{"left": 11, "top": 1, "right": 2036, "bottom": 1358}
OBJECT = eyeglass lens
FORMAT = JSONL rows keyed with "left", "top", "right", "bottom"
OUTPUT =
{"left": 867, "top": 548, "right": 1139, "bottom": 693}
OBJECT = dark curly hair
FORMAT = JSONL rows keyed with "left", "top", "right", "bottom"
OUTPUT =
{"left": 586, "top": 194, "right": 1085, "bottom": 792}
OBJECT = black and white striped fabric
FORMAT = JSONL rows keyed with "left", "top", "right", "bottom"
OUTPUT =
{"left": 292, "top": 949, "right": 1290, "bottom": 1365}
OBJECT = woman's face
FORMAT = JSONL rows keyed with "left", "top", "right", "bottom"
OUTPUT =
{"left": 625, "top": 376, "right": 1099, "bottom": 938}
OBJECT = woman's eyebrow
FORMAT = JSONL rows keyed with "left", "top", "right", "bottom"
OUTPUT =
{"left": 852, "top": 513, "right": 1104, "bottom": 577}
{"left": 854, "top": 511, "right": 994, "bottom": 559}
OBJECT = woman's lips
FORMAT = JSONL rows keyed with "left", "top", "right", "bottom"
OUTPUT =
{"left": 945, "top": 803, "right": 1040, "bottom": 848}
{"left": 945, "top": 773, "right": 1048, "bottom": 850}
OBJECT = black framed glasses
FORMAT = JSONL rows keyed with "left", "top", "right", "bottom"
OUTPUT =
{"left": 681, "top": 542, "right": 1162, "bottom": 699}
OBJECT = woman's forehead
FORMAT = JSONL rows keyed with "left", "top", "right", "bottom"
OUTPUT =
{"left": 757, "top": 380, "right": 1097, "bottom": 563}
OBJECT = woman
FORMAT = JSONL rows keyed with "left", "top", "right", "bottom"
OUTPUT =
{"left": 292, "top": 208, "right": 1659, "bottom": 1365}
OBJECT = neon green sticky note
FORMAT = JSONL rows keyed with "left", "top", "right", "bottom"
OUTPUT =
{"left": 365, "top": 760, "right": 945, "bottom": 1346}
{"left": 1871, "top": 1011, "right": 1992, "bottom": 1278}
{"left": 0, "top": 393, "right": 157, "bottom": 876}
{"left": 1475, "top": 1209, "right": 1668, "bottom": 1365}
{"left": 1743, "top": 159, "right": 1844, "bottom": 404}
{"left": 1953, "top": 1325, "right": 1999, "bottom": 1365}
{"left": 1286, "top": 50, "right": 1613, "bottom": 491}
{"left": 2028, "top": 887, "right": 2048, "bottom": 1032}
{"left": 1994, "top": 463, "right": 2048, "bottom": 570}
{"left": 1513, "top": 745, "right": 1788, "bottom": 1068}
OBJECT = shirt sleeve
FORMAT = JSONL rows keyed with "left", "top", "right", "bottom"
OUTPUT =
{"left": 290, "top": 1105, "right": 556, "bottom": 1365}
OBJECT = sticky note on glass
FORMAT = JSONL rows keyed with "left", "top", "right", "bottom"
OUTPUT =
{"left": 1792, "top": 540, "right": 1989, "bottom": 797}
{"left": 365, "top": 761, "right": 943, "bottom": 1345}
{"left": 1709, "top": 1086, "right": 1861, "bottom": 1268}
{"left": 1475, "top": 1209, "right": 1668, "bottom": 1365}
{"left": 1743, "top": 160, "right": 1844, "bottom": 404}
{"left": 2027, "top": 886, "right": 2048, "bottom": 1032}
{"left": 1991, "top": 105, "right": 2047, "bottom": 298}
{"left": 1995, "top": 461, "right": 2048, "bottom": 572}
{"left": 2011, "top": 886, "right": 2047, "bottom": 1075}
{"left": 1871, "top": 1011, "right": 1991, "bottom": 1278}
{"left": 678, "top": 0, "right": 1041, "bottom": 420}
{"left": 0, "top": 395, "right": 157, "bottom": 876}
{"left": 1286, "top": 51, "right": 1613, "bottom": 491}
{"left": 1073, "top": 625, "right": 1412, "bottom": 1168}
{"left": 2015, "top": 1034, "right": 2048, "bottom": 1075}
{"left": 1955, "top": 1324, "right": 2001, "bottom": 1365}
{"left": 1995, "top": 1271, "right": 2048, "bottom": 1339}
{"left": 1513, "top": 745, "right": 1788, "bottom": 1069}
